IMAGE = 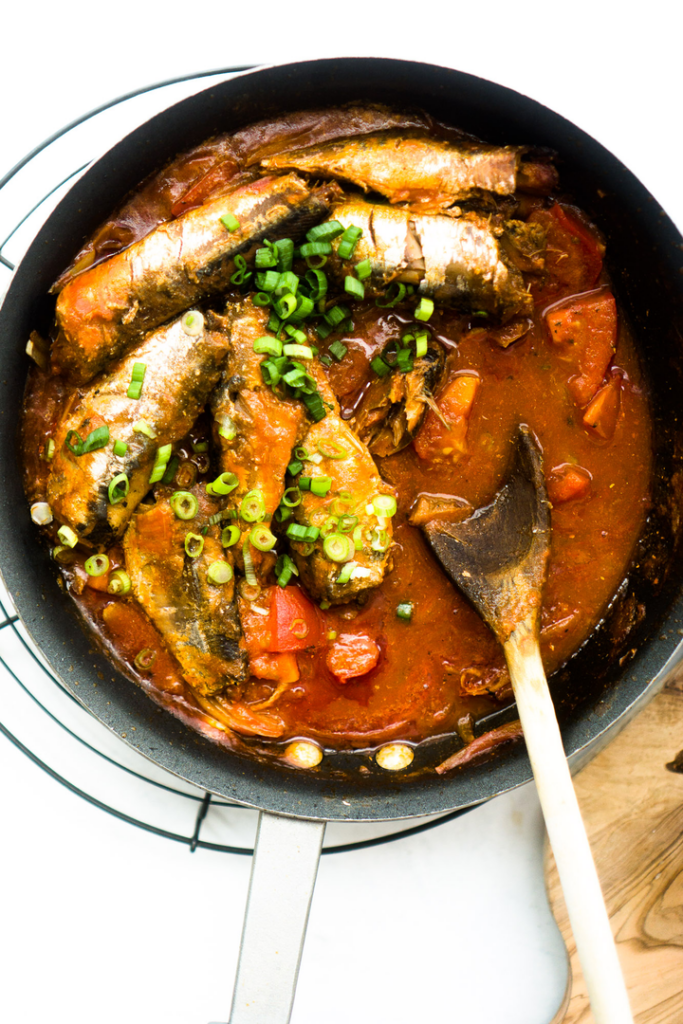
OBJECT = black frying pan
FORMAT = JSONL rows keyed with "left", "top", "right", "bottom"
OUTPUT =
{"left": 1, "top": 59, "right": 683, "bottom": 1021}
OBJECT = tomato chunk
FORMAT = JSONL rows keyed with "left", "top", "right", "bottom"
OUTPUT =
{"left": 529, "top": 204, "right": 603, "bottom": 305}
{"left": 546, "top": 289, "right": 617, "bottom": 407}
{"left": 413, "top": 373, "right": 480, "bottom": 464}
{"left": 326, "top": 633, "right": 381, "bottom": 683}
{"left": 249, "top": 652, "right": 300, "bottom": 683}
{"left": 268, "top": 585, "right": 321, "bottom": 652}
{"left": 547, "top": 463, "right": 592, "bottom": 505}
{"left": 582, "top": 375, "right": 622, "bottom": 439}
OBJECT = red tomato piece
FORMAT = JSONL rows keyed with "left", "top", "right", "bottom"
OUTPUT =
{"left": 546, "top": 289, "right": 617, "bottom": 407}
{"left": 547, "top": 464, "right": 592, "bottom": 505}
{"left": 326, "top": 633, "right": 381, "bottom": 683}
{"left": 413, "top": 373, "right": 480, "bottom": 464}
{"left": 582, "top": 375, "right": 622, "bottom": 440}
{"left": 268, "top": 585, "right": 322, "bottom": 653}
{"left": 529, "top": 204, "right": 604, "bottom": 305}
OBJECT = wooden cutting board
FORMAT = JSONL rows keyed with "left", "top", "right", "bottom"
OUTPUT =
{"left": 546, "top": 674, "right": 683, "bottom": 1023}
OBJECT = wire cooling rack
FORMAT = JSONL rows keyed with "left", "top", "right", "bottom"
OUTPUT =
{"left": 0, "top": 68, "right": 473, "bottom": 856}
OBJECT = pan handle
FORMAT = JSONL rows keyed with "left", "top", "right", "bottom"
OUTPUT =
{"left": 228, "top": 811, "right": 326, "bottom": 1024}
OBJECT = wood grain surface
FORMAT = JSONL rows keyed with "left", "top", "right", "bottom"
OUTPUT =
{"left": 546, "top": 675, "right": 683, "bottom": 1022}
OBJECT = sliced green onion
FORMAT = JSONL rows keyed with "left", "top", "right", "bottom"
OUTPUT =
{"left": 300, "top": 542, "right": 316, "bottom": 556}
{"left": 276, "top": 271, "right": 299, "bottom": 296}
{"left": 328, "top": 340, "right": 347, "bottom": 361}
{"left": 170, "top": 491, "right": 199, "bottom": 520}
{"left": 352, "top": 525, "right": 364, "bottom": 551}
{"left": 324, "top": 304, "right": 350, "bottom": 327}
{"left": 184, "top": 532, "right": 204, "bottom": 559}
{"left": 131, "top": 361, "right": 146, "bottom": 382}
{"left": 415, "top": 297, "right": 434, "bottom": 322}
{"left": 134, "top": 648, "right": 157, "bottom": 670}
{"left": 284, "top": 324, "right": 307, "bottom": 344}
{"left": 257, "top": 270, "right": 281, "bottom": 293}
{"left": 113, "top": 440, "right": 128, "bottom": 457}
{"left": 299, "top": 241, "right": 332, "bottom": 259}
{"left": 321, "top": 516, "right": 339, "bottom": 537}
{"left": 283, "top": 343, "right": 313, "bottom": 360}
{"left": 315, "top": 321, "right": 334, "bottom": 340}
{"left": 275, "top": 505, "right": 292, "bottom": 523}
{"left": 317, "top": 439, "right": 347, "bottom": 460}
{"left": 275, "top": 553, "right": 299, "bottom": 587}
{"left": 84, "top": 553, "right": 110, "bottom": 577}
{"left": 355, "top": 258, "right": 372, "bottom": 280}
{"left": 240, "top": 489, "right": 266, "bottom": 522}
{"left": 414, "top": 330, "right": 429, "bottom": 358}
{"left": 260, "top": 360, "right": 281, "bottom": 387}
{"left": 370, "top": 527, "right": 391, "bottom": 552}
{"left": 373, "top": 494, "right": 397, "bottom": 517}
{"left": 286, "top": 523, "right": 309, "bottom": 542}
{"left": 209, "top": 509, "right": 236, "bottom": 525}
{"left": 52, "top": 545, "right": 75, "bottom": 565}
{"left": 161, "top": 456, "right": 179, "bottom": 485}
{"left": 220, "top": 212, "right": 239, "bottom": 232}
{"left": 275, "top": 293, "right": 297, "bottom": 319}
{"left": 230, "top": 253, "right": 251, "bottom": 286}
{"left": 331, "top": 492, "right": 354, "bottom": 516}
{"left": 337, "top": 225, "right": 362, "bottom": 260}
{"left": 370, "top": 356, "right": 391, "bottom": 377}
{"left": 305, "top": 254, "right": 328, "bottom": 270}
{"left": 206, "top": 472, "right": 239, "bottom": 496}
{"left": 192, "top": 440, "right": 209, "bottom": 453}
{"left": 292, "top": 295, "right": 314, "bottom": 319}
{"left": 217, "top": 416, "right": 237, "bottom": 441}
{"left": 335, "top": 562, "right": 356, "bottom": 584}
{"left": 323, "top": 533, "right": 353, "bottom": 562}
{"left": 288, "top": 460, "right": 303, "bottom": 476}
{"left": 344, "top": 276, "right": 364, "bottom": 300}
{"left": 107, "top": 570, "right": 131, "bottom": 595}
{"left": 255, "top": 246, "right": 278, "bottom": 269}
{"left": 127, "top": 381, "right": 142, "bottom": 400}
{"left": 304, "top": 525, "right": 320, "bottom": 542}
{"left": 275, "top": 238, "right": 294, "bottom": 273}
{"left": 310, "top": 476, "right": 332, "bottom": 497}
{"left": 306, "top": 220, "right": 344, "bottom": 243}
{"left": 108, "top": 473, "right": 129, "bottom": 505}
{"left": 298, "top": 477, "right": 311, "bottom": 491}
{"left": 242, "top": 542, "right": 257, "bottom": 587}
{"left": 376, "top": 282, "right": 407, "bottom": 308}
{"left": 57, "top": 525, "right": 79, "bottom": 548}
{"left": 222, "top": 524, "right": 241, "bottom": 547}
{"left": 302, "top": 392, "right": 326, "bottom": 422}
{"left": 254, "top": 336, "right": 283, "bottom": 357}
{"left": 65, "top": 425, "right": 110, "bottom": 456}
{"left": 207, "top": 560, "right": 234, "bottom": 585}
{"left": 43, "top": 438, "right": 55, "bottom": 461}
{"left": 149, "top": 444, "right": 173, "bottom": 484}
{"left": 338, "top": 514, "right": 358, "bottom": 533}
{"left": 133, "top": 419, "right": 157, "bottom": 439}
{"left": 396, "top": 347, "right": 414, "bottom": 373}
{"left": 396, "top": 602, "right": 414, "bottom": 621}
{"left": 253, "top": 292, "right": 272, "bottom": 307}
{"left": 305, "top": 268, "right": 328, "bottom": 301}
{"left": 282, "top": 487, "right": 302, "bottom": 507}
{"left": 249, "top": 525, "right": 277, "bottom": 552}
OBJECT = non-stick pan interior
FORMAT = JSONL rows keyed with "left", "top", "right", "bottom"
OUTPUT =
{"left": 2, "top": 59, "right": 683, "bottom": 821}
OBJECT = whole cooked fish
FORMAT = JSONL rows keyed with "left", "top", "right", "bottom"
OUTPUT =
{"left": 122, "top": 485, "right": 247, "bottom": 697}
{"left": 47, "top": 311, "right": 229, "bottom": 544}
{"left": 352, "top": 340, "right": 446, "bottom": 457}
{"left": 330, "top": 200, "right": 544, "bottom": 320}
{"left": 211, "top": 300, "right": 308, "bottom": 582}
{"left": 262, "top": 132, "right": 557, "bottom": 208}
{"left": 53, "top": 174, "right": 337, "bottom": 384}
{"left": 290, "top": 369, "right": 397, "bottom": 605}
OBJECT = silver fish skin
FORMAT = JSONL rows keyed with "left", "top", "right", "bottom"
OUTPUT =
{"left": 331, "top": 200, "right": 539, "bottom": 320}
{"left": 54, "top": 174, "right": 337, "bottom": 384}
{"left": 47, "top": 311, "right": 230, "bottom": 545}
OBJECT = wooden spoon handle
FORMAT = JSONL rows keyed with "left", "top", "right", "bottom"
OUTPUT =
{"left": 504, "top": 619, "right": 633, "bottom": 1024}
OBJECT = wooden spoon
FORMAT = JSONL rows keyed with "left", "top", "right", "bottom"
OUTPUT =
{"left": 422, "top": 424, "right": 633, "bottom": 1024}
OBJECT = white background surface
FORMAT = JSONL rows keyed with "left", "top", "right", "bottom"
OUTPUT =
{"left": 1, "top": 5, "right": 682, "bottom": 1023}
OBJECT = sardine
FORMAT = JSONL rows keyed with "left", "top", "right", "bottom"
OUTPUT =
{"left": 53, "top": 174, "right": 337, "bottom": 384}
{"left": 122, "top": 485, "right": 248, "bottom": 696}
{"left": 352, "top": 340, "right": 446, "bottom": 457}
{"left": 290, "top": 369, "right": 396, "bottom": 605}
{"left": 47, "top": 311, "right": 229, "bottom": 544}
{"left": 262, "top": 132, "right": 557, "bottom": 207}
{"left": 210, "top": 300, "right": 308, "bottom": 582}
{"left": 330, "top": 200, "right": 543, "bottom": 320}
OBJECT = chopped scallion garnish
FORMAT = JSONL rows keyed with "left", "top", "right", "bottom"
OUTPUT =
{"left": 184, "top": 532, "right": 204, "bottom": 559}
{"left": 113, "top": 440, "right": 128, "bottom": 457}
{"left": 337, "top": 225, "right": 362, "bottom": 260}
{"left": 170, "top": 491, "right": 199, "bottom": 520}
{"left": 283, "top": 343, "right": 313, "bottom": 360}
{"left": 373, "top": 494, "right": 398, "bottom": 517}
{"left": 220, "top": 212, "right": 239, "bottom": 232}
{"left": 323, "top": 533, "right": 353, "bottom": 563}
{"left": 249, "top": 525, "right": 277, "bottom": 552}
{"left": 344, "top": 276, "right": 364, "bottom": 300}
{"left": 206, "top": 472, "right": 239, "bottom": 497}
{"left": 310, "top": 476, "right": 332, "bottom": 497}
{"left": 306, "top": 220, "right": 344, "bottom": 244}
{"left": 275, "top": 552, "right": 299, "bottom": 587}
{"left": 57, "top": 525, "right": 79, "bottom": 548}
{"left": 84, "top": 553, "right": 110, "bottom": 577}
{"left": 414, "top": 297, "right": 434, "bottom": 322}
{"left": 108, "top": 473, "right": 129, "bottom": 505}
{"left": 370, "top": 356, "right": 391, "bottom": 377}
{"left": 355, "top": 259, "right": 372, "bottom": 280}
{"left": 240, "top": 489, "right": 266, "bottom": 522}
{"left": 133, "top": 419, "right": 157, "bottom": 439}
{"left": 107, "top": 570, "right": 131, "bottom": 595}
{"left": 207, "top": 560, "right": 234, "bottom": 585}
{"left": 396, "top": 602, "right": 414, "bottom": 621}
{"left": 328, "top": 340, "right": 347, "bottom": 361}
{"left": 222, "top": 524, "right": 241, "bottom": 547}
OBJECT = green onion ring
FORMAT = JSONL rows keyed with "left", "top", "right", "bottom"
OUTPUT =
{"left": 84, "top": 553, "right": 110, "bottom": 577}
{"left": 184, "top": 532, "right": 204, "bottom": 559}
{"left": 170, "top": 491, "right": 199, "bottom": 520}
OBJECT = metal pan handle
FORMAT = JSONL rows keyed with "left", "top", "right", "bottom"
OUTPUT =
{"left": 228, "top": 811, "right": 326, "bottom": 1024}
